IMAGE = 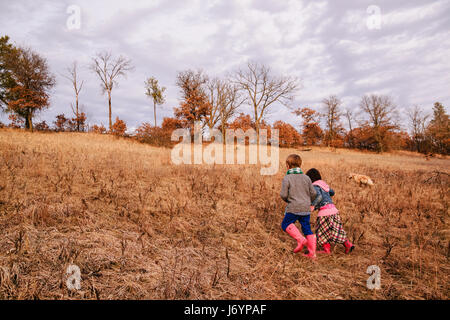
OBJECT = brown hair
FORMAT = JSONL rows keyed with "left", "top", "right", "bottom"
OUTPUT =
{"left": 286, "top": 154, "right": 302, "bottom": 169}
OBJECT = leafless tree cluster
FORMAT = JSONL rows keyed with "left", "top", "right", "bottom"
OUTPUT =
{"left": 233, "top": 61, "right": 300, "bottom": 140}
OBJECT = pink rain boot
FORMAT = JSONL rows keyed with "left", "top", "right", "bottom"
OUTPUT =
{"left": 343, "top": 240, "right": 355, "bottom": 254}
{"left": 318, "top": 243, "right": 331, "bottom": 255}
{"left": 285, "top": 224, "right": 307, "bottom": 253}
{"left": 302, "top": 234, "right": 317, "bottom": 259}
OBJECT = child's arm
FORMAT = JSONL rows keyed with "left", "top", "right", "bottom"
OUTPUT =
{"left": 280, "top": 177, "right": 289, "bottom": 202}
{"left": 311, "top": 185, "right": 322, "bottom": 209}
{"left": 309, "top": 182, "right": 318, "bottom": 202}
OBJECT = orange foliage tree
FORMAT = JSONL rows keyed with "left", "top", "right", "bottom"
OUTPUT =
{"left": 174, "top": 70, "right": 210, "bottom": 135}
{"left": 34, "top": 120, "right": 50, "bottom": 131}
{"left": 54, "top": 114, "right": 69, "bottom": 132}
{"left": 350, "top": 125, "right": 402, "bottom": 151}
{"left": 161, "top": 117, "right": 183, "bottom": 132}
{"left": 111, "top": 117, "right": 127, "bottom": 136}
{"left": 273, "top": 120, "right": 302, "bottom": 148}
{"left": 294, "top": 107, "right": 323, "bottom": 145}
{"left": 91, "top": 124, "right": 106, "bottom": 134}
{"left": 7, "top": 113, "right": 24, "bottom": 128}
{"left": 359, "top": 94, "right": 398, "bottom": 152}
{"left": 135, "top": 117, "right": 183, "bottom": 147}
{"left": 3, "top": 47, "right": 55, "bottom": 131}
{"left": 228, "top": 113, "right": 255, "bottom": 131}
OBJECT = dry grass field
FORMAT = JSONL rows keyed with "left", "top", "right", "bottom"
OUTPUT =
{"left": 0, "top": 128, "right": 449, "bottom": 300}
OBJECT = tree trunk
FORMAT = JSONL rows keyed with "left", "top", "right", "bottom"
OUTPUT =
{"left": 108, "top": 91, "right": 112, "bottom": 131}
{"left": 27, "top": 110, "right": 33, "bottom": 132}
{"left": 154, "top": 100, "right": 157, "bottom": 127}
{"left": 76, "top": 93, "right": 80, "bottom": 132}
{"left": 25, "top": 114, "right": 29, "bottom": 131}
{"left": 255, "top": 119, "right": 260, "bottom": 146}
{"left": 221, "top": 123, "right": 226, "bottom": 143}
{"left": 347, "top": 115, "right": 353, "bottom": 149}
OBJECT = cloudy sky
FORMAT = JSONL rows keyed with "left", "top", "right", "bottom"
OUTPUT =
{"left": 1, "top": 0, "right": 449, "bottom": 131}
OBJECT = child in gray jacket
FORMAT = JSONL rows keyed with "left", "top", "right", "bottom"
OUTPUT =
{"left": 280, "top": 154, "right": 318, "bottom": 259}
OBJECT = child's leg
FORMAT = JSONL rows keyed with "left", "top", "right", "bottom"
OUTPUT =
{"left": 330, "top": 213, "right": 354, "bottom": 254}
{"left": 281, "top": 213, "right": 299, "bottom": 232}
{"left": 325, "top": 214, "right": 346, "bottom": 244}
{"left": 298, "top": 215, "right": 316, "bottom": 259}
{"left": 316, "top": 216, "right": 331, "bottom": 254}
{"left": 298, "top": 215, "right": 313, "bottom": 236}
{"left": 282, "top": 213, "right": 307, "bottom": 253}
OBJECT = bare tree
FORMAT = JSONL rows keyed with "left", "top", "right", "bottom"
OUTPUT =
{"left": 322, "top": 95, "right": 343, "bottom": 147}
{"left": 407, "top": 105, "right": 429, "bottom": 153}
{"left": 145, "top": 77, "right": 166, "bottom": 127}
{"left": 63, "top": 61, "right": 84, "bottom": 131}
{"left": 218, "top": 83, "right": 243, "bottom": 141}
{"left": 233, "top": 61, "right": 299, "bottom": 142}
{"left": 359, "top": 94, "right": 398, "bottom": 152}
{"left": 345, "top": 109, "right": 355, "bottom": 148}
{"left": 205, "top": 77, "right": 244, "bottom": 140}
{"left": 205, "top": 77, "right": 227, "bottom": 131}
{"left": 90, "top": 51, "right": 133, "bottom": 131}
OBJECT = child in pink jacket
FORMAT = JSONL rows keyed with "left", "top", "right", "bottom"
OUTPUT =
{"left": 306, "top": 168, "right": 355, "bottom": 254}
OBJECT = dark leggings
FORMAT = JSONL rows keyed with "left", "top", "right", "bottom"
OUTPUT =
{"left": 281, "top": 213, "right": 313, "bottom": 236}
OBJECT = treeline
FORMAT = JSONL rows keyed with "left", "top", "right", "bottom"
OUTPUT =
{"left": 0, "top": 35, "right": 448, "bottom": 154}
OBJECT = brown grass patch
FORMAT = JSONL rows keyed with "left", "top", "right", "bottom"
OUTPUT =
{"left": 0, "top": 128, "right": 449, "bottom": 299}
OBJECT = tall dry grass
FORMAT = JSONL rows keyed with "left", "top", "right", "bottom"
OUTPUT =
{"left": 0, "top": 128, "right": 448, "bottom": 299}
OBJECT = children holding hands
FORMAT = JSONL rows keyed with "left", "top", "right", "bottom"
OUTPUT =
{"left": 280, "top": 154, "right": 354, "bottom": 259}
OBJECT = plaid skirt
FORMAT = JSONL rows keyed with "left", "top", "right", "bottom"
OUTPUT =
{"left": 316, "top": 213, "right": 347, "bottom": 246}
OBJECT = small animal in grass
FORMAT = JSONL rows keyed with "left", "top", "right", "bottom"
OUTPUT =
{"left": 348, "top": 173, "right": 374, "bottom": 187}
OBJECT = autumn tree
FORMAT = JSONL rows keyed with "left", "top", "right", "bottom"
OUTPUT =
{"left": 427, "top": 102, "right": 449, "bottom": 154}
{"left": 7, "top": 113, "right": 24, "bottom": 128}
{"left": 1, "top": 44, "right": 55, "bottom": 131}
{"left": 161, "top": 117, "right": 183, "bottom": 132}
{"left": 0, "top": 36, "right": 17, "bottom": 110}
{"left": 135, "top": 117, "right": 183, "bottom": 147}
{"left": 70, "top": 112, "right": 87, "bottom": 132}
{"left": 273, "top": 120, "right": 302, "bottom": 148}
{"left": 359, "top": 94, "right": 398, "bottom": 152}
{"left": 233, "top": 61, "right": 299, "bottom": 143}
{"left": 63, "top": 61, "right": 84, "bottom": 131}
{"left": 111, "top": 117, "right": 127, "bottom": 136}
{"left": 136, "top": 122, "right": 162, "bottom": 146}
{"left": 34, "top": 120, "right": 50, "bottom": 131}
{"left": 90, "top": 51, "right": 133, "bottom": 131}
{"left": 351, "top": 125, "right": 379, "bottom": 150}
{"left": 54, "top": 114, "right": 69, "bottom": 132}
{"left": 294, "top": 107, "right": 323, "bottom": 145}
{"left": 228, "top": 113, "right": 255, "bottom": 131}
{"left": 322, "top": 95, "right": 343, "bottom": 147}
{"left": 174, "top": 69, "right": 211, "bottom": 135}
{"left": 145, "top": 77, "right": 166, "bottom": 127}
{"left": 90, "top": 124, "right": 106, "bottom": 134}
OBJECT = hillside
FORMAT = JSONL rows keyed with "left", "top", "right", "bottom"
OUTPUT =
{"left": 0, "top": 129, "right": 448, "bottom": 299}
